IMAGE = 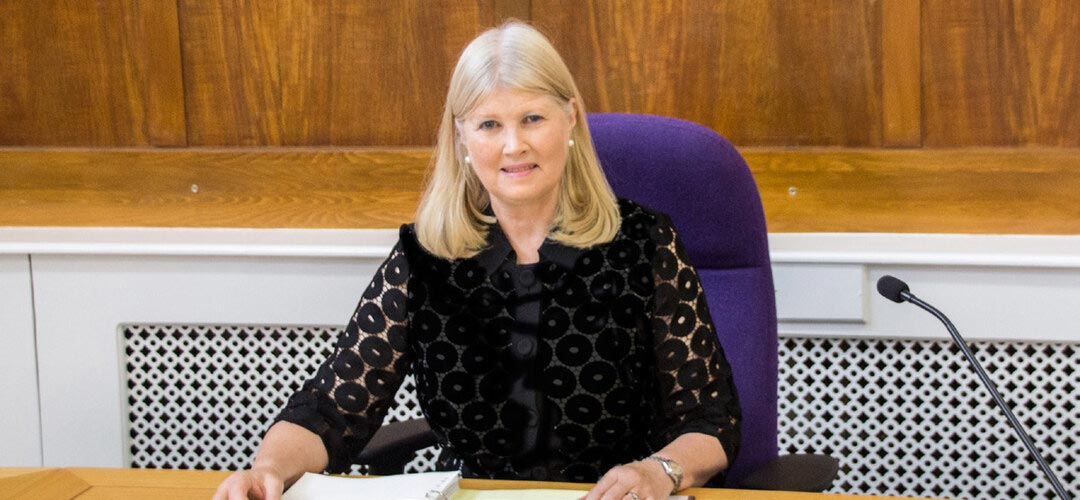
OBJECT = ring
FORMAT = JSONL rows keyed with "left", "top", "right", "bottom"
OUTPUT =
{"left": 626, "top": 492, "right": 640, "bottom": 500}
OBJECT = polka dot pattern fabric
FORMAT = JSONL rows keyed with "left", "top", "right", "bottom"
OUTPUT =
{"left": 277, "top": 199, "right": 741, "bottom": 483}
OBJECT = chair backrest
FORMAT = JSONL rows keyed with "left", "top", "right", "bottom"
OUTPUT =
{"left": 588, "top": 113, "right": 778, "bottom": 487}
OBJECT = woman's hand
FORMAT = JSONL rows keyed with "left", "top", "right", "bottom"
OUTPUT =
{"left": 581, "top": 459, "right": 673, "bottom": 500}
{"left": 212, "top": 464, "right": 286, "bottom": 500}
{"left": 212, "top": 421, "right": 328, "bottom": 499}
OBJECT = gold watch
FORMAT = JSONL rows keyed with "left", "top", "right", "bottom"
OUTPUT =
{"left": 646, "top": 455, "right": 683, "bottom": 494}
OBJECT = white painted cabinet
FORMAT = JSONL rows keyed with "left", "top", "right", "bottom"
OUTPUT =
{"left": 2, "top": 228, "right": 1079, "bottom": 468}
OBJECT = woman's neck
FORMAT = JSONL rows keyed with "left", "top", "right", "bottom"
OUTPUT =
{"left": 491, "top": 199, "right": 556, "bottom": 265}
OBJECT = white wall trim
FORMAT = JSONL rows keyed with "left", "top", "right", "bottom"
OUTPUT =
{"left": 0, "top": 227, "right": 399, "bottom": 258}
{"left": 769, "top": 233, "right": 1080, "bottom": 268}
{"left": 5, "top": 227, "right": 1080, "bottom": 268}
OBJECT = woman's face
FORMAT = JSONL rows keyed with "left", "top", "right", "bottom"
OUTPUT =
{"left": 458, "top": 87, "right": 577, "bottom": 214}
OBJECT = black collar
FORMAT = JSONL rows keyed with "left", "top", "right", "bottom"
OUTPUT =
{"left": 475, "top": 223, "right": 584, "bottom": 275}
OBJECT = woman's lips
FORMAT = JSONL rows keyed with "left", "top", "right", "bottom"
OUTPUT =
{"left": 501, "top": 163, "right": 539, "bottom": 177}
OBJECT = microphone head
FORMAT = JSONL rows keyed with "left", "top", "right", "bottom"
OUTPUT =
{"left": 877, "top": 275, "right": 910, "bottom": 303}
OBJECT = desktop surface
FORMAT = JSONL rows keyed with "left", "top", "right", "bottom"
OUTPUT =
{"left": 0, "top": 467, "right": 948, "bottom": 500}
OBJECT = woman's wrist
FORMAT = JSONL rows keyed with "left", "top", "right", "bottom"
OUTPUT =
{"left": 250, "top": 458, "right": 293, "bottom": 485}
{"left": 635, "top": 458, "right": 676, "bottom": 494}
{"left": 253, "top": 421, "right": 329, "bottom": 488}
{"left": 250, "top": 460, "right": 282, "bottom": 474}
{"left": 644, "top": 456, "right": 683, "bottom": 493}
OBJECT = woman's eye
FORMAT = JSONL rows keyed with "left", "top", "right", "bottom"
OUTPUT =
{"left": 478, "top": 120, "right": 498, "bottom": 130}
{"left": 524, "top": 114, "right": 544, "bottom": 124}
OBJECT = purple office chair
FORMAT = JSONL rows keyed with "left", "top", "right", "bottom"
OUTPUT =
{"left": 588, "top": 113, "right": 836, "bottom": 490}
{"left": 359, "top": 113, "right": 837, "bottom": 491}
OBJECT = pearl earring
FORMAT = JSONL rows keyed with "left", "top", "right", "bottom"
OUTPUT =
{"left": 464, "top": 155, "right": 472, "bottom": 165}
{"left": 568, "top": 139, "right": 575, "bottom": 147}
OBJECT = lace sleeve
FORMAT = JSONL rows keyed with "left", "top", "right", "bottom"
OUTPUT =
{"left": 274, "top": 242, "right": 414, "bottom": 473}
{"left": 648, "top": 213, "right": 742, "bottom": 464}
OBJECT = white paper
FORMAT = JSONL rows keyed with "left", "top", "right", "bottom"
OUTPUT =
{"left": 451, "top": 490, "right": 584, "bottom": 500}
{"left": 283, "top": 471, "right": 460, "bottom": 500}
{"left": 283, "top": 472, "right": 691, "bottom": 500}
{"left": 451, "top": 490, "right": 692, "bottom": 500}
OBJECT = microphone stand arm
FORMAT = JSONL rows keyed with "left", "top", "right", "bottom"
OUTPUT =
{"left": 902, "top": 291, "right": 1072, "bottom": 500}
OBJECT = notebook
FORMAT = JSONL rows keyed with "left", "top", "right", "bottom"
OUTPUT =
{"left": 282, "top": 471, "right": 694, "bottom": 500}
{"left": 282, "top": 471, "right": 460, "bottom": 500}
{"left": 455, "top": 491, "right": 694, "bottom": 500}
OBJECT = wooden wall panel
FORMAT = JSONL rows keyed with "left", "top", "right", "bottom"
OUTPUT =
{"left": 3, "top": 1, "right": 1076, "bottom": 149}
{"left": 0, "top": 150, "right": 429, "bottom": 228}
{"left": 534, "top": 0, "right": 883, "bottom": 146}
{"left": 745, "top": 148, "right": 1080, "bottom": 233}
{"left": 1023, "top": 1, "right": 1080, "bottom": 147}
{"left": 4, "top": 149, "right": 1080, "bottom": 234}
{"left": 491, "top": 0, "right": 532, "bottom": 22}
{"left": 923, "top": 0, "right": 1080, "bottom": 147}
{"left": 178, "top": 0, "right": 492, "bottom": 146}
{"left": 0, "top": 0, "right": 185, "bottom": 146}
{"left": 2, "top": 1, "right": 1079, "bottom": 236}
{"left": 881, "top": 0, "right": 922, "bottom": 147}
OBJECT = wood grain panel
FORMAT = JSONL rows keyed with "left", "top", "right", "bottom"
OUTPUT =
{"left": 0, "top": 468, "right": 45, "bottom": 479}
{"left": 535, "top": 0, "right": 883, "bottom": 146}
{"left": 3, "top": 148, "right": 1080, "bottom": 234}
{"left": 492, "top": 0, "right": 532, "bottom": 23}
{"left": 1021, "top": 0, "right": 1080, "bottom": 147}
{"left": 0, "top": 149, "right": 430, "bottom": 228}
{"left": 178, "top": 1, "right": 489, "bottom": 146}
{"left": 0, "top": 0, "right": 185, "bottom": 146}
{"left": 881, "top": 0, "right": 921, "bottom": 147}
{"left": 922, "top": 0, "right": 1080, "bottom": 146}
{"left": 0, "top": 469, "right": 90, "bottom": 499}
{"left": 3, "top": 467, "right": 929, "bottom": 500}
{"left": 745, "top": 148, "right": 1080, "bottom": 233}
{"left": 66, "top": 468, "right": 231, "bottom": 488}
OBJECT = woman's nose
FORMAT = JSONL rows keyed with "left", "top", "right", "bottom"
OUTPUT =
{"left": 503, "top": 128, "right": 527, "bottom": 155}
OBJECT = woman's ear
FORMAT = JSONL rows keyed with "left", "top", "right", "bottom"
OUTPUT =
{"left": 454, "top": 121, "right": 469, "bottom": 157}
{"left": 567, "top": 98, "right": 578, "bottom": 129}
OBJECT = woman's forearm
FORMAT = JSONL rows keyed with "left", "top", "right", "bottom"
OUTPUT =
{"left": 583, "top": 432, "right": 729, "bottom": 499}
{"left": 252, "top": 421, "right": 330, "bottom": 489}
{"left": 651, "top": 432, "right": 728, "bottom": 489}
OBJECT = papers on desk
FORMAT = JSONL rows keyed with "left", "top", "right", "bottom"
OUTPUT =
{"left": 453, "top": 491, "right": 582, "bottom": 500}
{"left": 455, "top": 490, "right": 694, "bottom": 500}
{"left": 282, "top": 471, "right": 694, "bottom": 500}
{"left": 283, "top": 471, "right": 459, "bottom": 500}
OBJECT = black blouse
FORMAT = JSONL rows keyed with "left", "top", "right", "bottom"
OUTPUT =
{"left": 275, "top": 199, "right": 741, "bottom": 484}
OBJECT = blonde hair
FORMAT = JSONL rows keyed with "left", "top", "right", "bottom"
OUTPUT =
{"left": 414, "top": 21, "right": 620, "bottom": 260}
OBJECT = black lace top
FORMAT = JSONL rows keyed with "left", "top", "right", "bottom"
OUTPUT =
{"left": 275, "top": 199, "right": 741, "bottom": 484}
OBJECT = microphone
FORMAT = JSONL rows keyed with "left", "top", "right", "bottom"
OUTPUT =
{"left": 876, "top": 275, "right": 1071, "bottom": 500}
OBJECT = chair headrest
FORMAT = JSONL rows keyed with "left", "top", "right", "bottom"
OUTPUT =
{"left": 588, "top": 113, "right": 769, "bottom": 269}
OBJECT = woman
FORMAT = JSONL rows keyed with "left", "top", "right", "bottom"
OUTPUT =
{"left": 215, "top": 21, "right": 740, "bottom": 500}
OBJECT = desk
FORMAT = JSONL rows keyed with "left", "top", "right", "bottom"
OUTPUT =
{"left": 0, "top": 468, "right": 944, "bottom": 500}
